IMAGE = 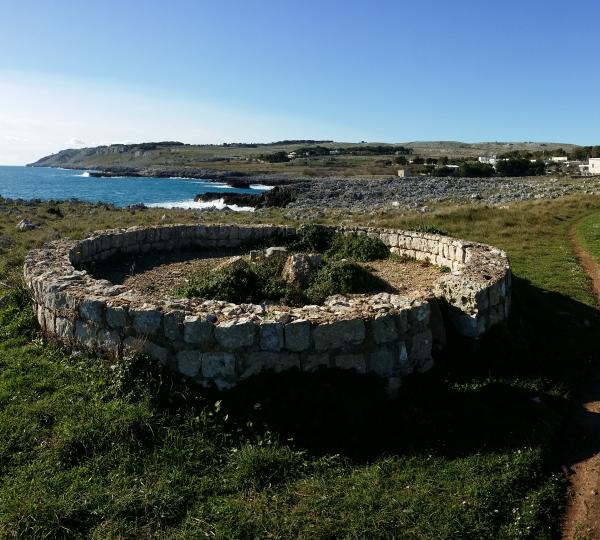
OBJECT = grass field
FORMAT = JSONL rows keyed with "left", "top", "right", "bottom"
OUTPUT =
{"left": 1, "top": 195, "right": 600, "bottom": 538}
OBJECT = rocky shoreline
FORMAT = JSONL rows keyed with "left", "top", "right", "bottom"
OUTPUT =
{"left": 27, "top": 164, "right": 600, "bottom": 211}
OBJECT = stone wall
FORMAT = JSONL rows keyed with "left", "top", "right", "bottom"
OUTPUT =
{"left": 23, "top": 224, "right": 511, "bottom": 393}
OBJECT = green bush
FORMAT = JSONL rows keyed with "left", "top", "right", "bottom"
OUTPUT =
{"left": 179, "top": 260, "right": 261, "bottom": 303}
{"left": 326, "top": 233, "right": 389, "bottom": 262}
{"left": 290, "top": 225, "right": 335, "bottom": 253}
{"left": 178, "top": 257, "right": 305, "bottom": 305}
{"left": 306, "top": 260, "right": 386, "bottom": 304}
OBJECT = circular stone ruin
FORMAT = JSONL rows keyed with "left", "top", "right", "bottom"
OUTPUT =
{"left": 23, "top": 224, "right": 511, "bottom": 393}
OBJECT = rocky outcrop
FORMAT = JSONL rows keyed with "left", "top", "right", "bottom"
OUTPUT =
{"left": 23, "top": 224, "right": 510, "bottom": 394}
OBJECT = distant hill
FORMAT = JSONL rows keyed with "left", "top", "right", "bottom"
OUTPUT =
{"left": 28, "top": 140, "right": 582, "bottom": 177}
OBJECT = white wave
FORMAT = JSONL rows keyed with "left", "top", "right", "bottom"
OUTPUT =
{"left": 250, "top": 184, "right": 275, "bottom": 191}
{"left": 147, "top": 198, "right": 255, "bottom": 212}
{"left": 76, "top": 172, "right": 90, "bottom": 177}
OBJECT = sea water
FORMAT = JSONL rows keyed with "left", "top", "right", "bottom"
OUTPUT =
{"left": 0, "top": 166, "right": 270, "bottom": 211}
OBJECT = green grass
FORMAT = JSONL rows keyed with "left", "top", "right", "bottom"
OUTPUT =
{"left": 1, "top": 195, "right": 600, "bottom": 538}
{"left": 577, "top": 211, "right": 600, "bottom": 264}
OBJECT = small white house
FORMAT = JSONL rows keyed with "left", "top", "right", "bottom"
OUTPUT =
{"left": 478, "top": 156, "right": 497, "bottom": 166}
{"left": 287, "top": 151, "right": 297, "bottom": 160}
{"left": 550, "top": 156, "right": 568, "bottom": 163}
{"left": 589, "top": 158, "right": 600, "bottom": 175}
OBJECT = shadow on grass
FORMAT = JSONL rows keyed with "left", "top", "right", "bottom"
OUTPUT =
{"left": 217, "top": 276, "right": 600, "bottom": 463}
{"left": 111, "top": 275, "right": 600, "bottom": 464}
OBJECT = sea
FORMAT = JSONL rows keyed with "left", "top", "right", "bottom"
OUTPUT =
{"left": 0, "top": 166, "right": 271, "bottom": 211}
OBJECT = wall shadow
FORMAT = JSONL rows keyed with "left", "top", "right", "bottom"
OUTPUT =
{"left": 127, "top": 274, "right": 600, "bottom": 465}
{"left": 218, "top": 275, "right": 600, "bottom": 464}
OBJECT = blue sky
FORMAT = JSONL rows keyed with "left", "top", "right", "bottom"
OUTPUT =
{"left": 0, "top": 0, "right": 599, "bottom": 164}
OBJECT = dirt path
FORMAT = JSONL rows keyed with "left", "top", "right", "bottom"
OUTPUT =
{"left": 562, "top": 224, "right": 600, "bottom": 539}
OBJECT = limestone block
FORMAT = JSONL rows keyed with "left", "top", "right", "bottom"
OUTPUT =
{"left": 302, "top": 353, "right": 330, "bottom": 372}
{"left": 334, "top": 353, "right": 366, "bottom": 373}
{"left": 409, "top": 301, "right": 430, "bottom": 326}
{"left": 371, "top": 313, "right": 398, "bottom": 344}
{"left": 369, "top": 348, "right": 396, "bottom": 377}
{"left": 43, "top": 309, "right": 55, "bottom": 334}
{"left": 106, "top": 305, "right": 128, "bottom": 328}
{"left": 284, "top": 319, "right": 311, "bottom": 351}
{"left": 132, "top": 307, "right": 162, "bottom": 335}
{"left": 79, "top": 298, "right": 105, "bottom": 324}
{"left": 411, "top": 330, "right": 432, "bottom": 360}
{"left": 202, "top": 352, "right": 236, "bottom": 379}
{"left": 489, "top": 282, "right": 501, "bottom": 306}
{"left": 177, "top": 350, "right": 202, "bottom": 378}
{"left": 123, "top": 337, "right": 169, "bottom": 364}
{"left": 97, "top": 328, "right": 121, "bottom": 355}
{"left": 75, "top": 320, "right": 97, "bottom": 346}
{"left": 398, "top": 342, "right": 413, "bottom": 375}
{"left": 215, "top": 318, "right": 255, "bottom": 349}
{"left": 246, "top": 351, "right": 300, "bottom": 373}
{"left": 163, "top": 310, "right": 184, "bottom": 341}
{"left": 55, "top": 316, "right": 74, "bottom": 339}
{"left": 259, "top": 322, "right": 284, "bottom": 351}
{"left": 183, "top": 315, "right": 213, "bottom": 344}
{"left": 313, "top": 319, "right": 365, "bottom": 351}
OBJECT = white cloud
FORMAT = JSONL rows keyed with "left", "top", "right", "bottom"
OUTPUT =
{"left": 66, "top": 137, "right": 86, "bottom": 147}
{"left": 3, "top": 135, "right": 28, "bottom": 143}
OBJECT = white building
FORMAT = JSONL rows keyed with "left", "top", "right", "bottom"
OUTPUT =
{"left": 550, "top": 156, "right": 568, "bottom": 163}
{"left": 478, "top": 156, "right": 497, "bottom": 166}
{"left": 589, "top": 158, "right": 600, "bottom": 175}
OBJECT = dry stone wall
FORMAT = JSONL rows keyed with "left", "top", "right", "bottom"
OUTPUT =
{"left": 23, "top": 224, "right": 510, "bottom": 393}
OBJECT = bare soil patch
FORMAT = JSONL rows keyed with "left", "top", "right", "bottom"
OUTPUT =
{"left": 562, "top": 224, "right": 600, "bottom": 539}
{"left": 92, "top": 249, "right": 442, "bottom": 304}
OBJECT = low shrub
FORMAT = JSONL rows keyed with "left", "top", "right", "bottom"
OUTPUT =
{"left": 178, "top": 257, "right": 305, "bottom": 305}
{"left": 289, "top": 225, "right": 335, "bottom": 253}
{"left": 179, "top": 260, "right": 261, "bottom": 303}
{"left": 306, "top": 260, "right": 387, "bottom": 304}
{"left": 326, "top": 233, "right": 389, "bottom": 262}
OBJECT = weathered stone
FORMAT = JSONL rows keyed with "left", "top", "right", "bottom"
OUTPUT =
{"left": 164, "top": 310, "right": 185, "bottom": 341}
{"left": 106, "top": 305, "right": 128, "bottom": 328}
{"left": 282, "top": 253, "right": 323, "bottom": 288}
{"left": 411, "top": 330, "right": 432, "bottom": 360}
{"left": 397, "top": 342, "right": 413, "bottom": 375}
{"left": 313, "top": 319, "right": 365, "bottom": 351}
{"left": 97, "top": 328, "right": 121, "bottom": 355}
{"left": 75, "top": 320, "right": 97, "bottom": 346}
{"left": 55, "top": 316, "right": 74, "bottom": 339}
{"left": 302, "top": 353, "right": 330, "bottom": 372}
{"left": 177, "top": 350, "right": 202, "bottom": 377}
{"left": 334, "top": 353, "right": 366, "bottom": 373}
{"left": 202, "top": 352, "right": 236, "bottom": 379}
{"left": 369, "top": 348, "right": 396, "bottom": 377}
{"left": 371, "top": 313, "right": 398, "bottom": 344}
{"left": 79, "top": 298, "right": 105, "bottom": 324}
{"left": 259, "top": 322, "right": 284, "bottom": 351}
{"left": 247, "top": 351, "right": 300, "bottom": 372}
{"left": 123, "top": 337, "right": 169, "bottom": 364}
{"left": 132, "top": 307, "right": 162, "bottom": 335}
{"left": 183, "top": 315, "right": 213, "bottom": 344}
{"left": 265, "top": 246, "right": 288, "bottom": 258}
{"left": 215, "top": 318, "right": 255, "bottom": 349}
{"left": 284, "top": 319, "right": 311, "bottom": 351}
